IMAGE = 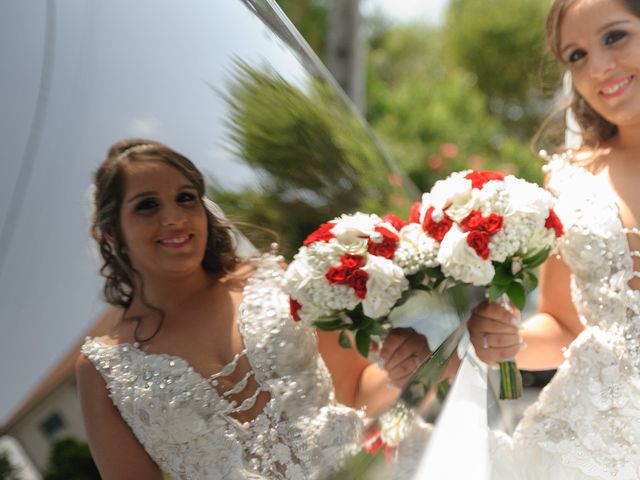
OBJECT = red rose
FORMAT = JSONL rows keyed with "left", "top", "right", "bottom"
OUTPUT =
{"left": 340, "top": 254, "right": 365, "bottom": 269}
{"left": 409, "top": 201, "right": 422, "bottom": 223}
{"left": 383, "top": 214, "right": 407, "bottom": 231}
{"left": 290, "top": 298, "right": 302, "bottom": 322}
{"left": 467, "top": 230, "right": 491, "bottom": 259}
{"left": 545, "top": 209, "right": 564, "bottom": 237}
{"left": 303, "top": 223, "right": 335, "bottom": 246}
{"left": 423, "top": 206, "right": 453, "bottom": 242}
{"left": 347, "top": 269, "right": 369, "bottom": 299}
{"left": 484, "top": 213, "right": 504, "bottom": 235}
{"left": 326, "top": 265, "right": 350, "bottom": 284}
{"left": 368, "top": 227, "right": 399, "bottom": 259}
{"left": 465, "top": 170, "right": 505, "bottom": 190}
{"left": 461, "top": 210, "right": 485, "bottom": 231}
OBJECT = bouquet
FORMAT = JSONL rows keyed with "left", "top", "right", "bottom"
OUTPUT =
{"left": 413, "top": 169, "right": 564, "bottom": 398}
{"left": 283, "top": 212, "right": 440, "bottom": 357}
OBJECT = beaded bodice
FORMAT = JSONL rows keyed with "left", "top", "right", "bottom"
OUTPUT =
{"left": 81, "top": 255, "right": 363, "bottom": 480}
{"left": 512, "top": 153, "right": 640, "bottom": 478}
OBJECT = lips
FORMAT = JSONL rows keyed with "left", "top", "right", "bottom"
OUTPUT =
{"left": 157, "top": 233, "right": 194, "bottom": 248}
{"left": 599, "top": 75, "right": 634, "bottom": 99}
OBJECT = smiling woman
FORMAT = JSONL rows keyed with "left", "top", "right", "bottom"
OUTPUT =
{"left": 0, "top": 1, "right": 423, "bottom": 474}
{"left": 75, "top": 138, "right": 432, "bottom": 479}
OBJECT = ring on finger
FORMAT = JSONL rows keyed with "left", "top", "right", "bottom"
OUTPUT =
{"left": 481, "top": 333, "right": 489, "bottom": 350}
{"left": 411, "top": 353, "right": 422, "bottom": 368}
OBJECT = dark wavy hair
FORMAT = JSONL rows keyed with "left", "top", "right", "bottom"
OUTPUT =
{"left": 544, "top": 0, "right": 640, "bottom": 148}
{"left": 91, "top": 139, "right": 238, "bottom": 312}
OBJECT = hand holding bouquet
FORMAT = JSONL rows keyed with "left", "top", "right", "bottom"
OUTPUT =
{"left": 412, "top": 169, "right": 564, "bottom": 398}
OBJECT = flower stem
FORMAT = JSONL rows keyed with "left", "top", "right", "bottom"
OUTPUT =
{"left": 498, "top": 359, "right": 523, "bottom": 399}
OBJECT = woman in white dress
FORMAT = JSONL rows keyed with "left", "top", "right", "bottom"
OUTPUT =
{"left": 76, "top": 139, "right": 430, "bottom": 479}
{"left": 467, "top": 0, "right": 640, "bottom": 478}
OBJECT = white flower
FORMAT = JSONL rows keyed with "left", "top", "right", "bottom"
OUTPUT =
{"left": 362, "top": 255, "right": 409, "bottom": 318}
{"left": 427, "top": 171, "right": 476, "bottom": 222}
{"left": 330, "top": 213, "right": 382, "bottom": 254}
{"left": 503, "top": 176, "right": 553, "bottom": 217}
{"left": 394, "top": 223, "right": 439, "bottom": 275}
{"left": 437, "top": 224, "right": 495, "bottom": 286}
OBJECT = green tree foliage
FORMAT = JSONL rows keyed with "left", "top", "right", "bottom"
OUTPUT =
{"left": 445, "top": 0, "right": 560, "bottom": 137}
{"left": 213, "top": 60, "right": 414, "bottom": 257}
{"left": 275, "top": 0, "right": 329, "bottom": 57}
{"left": 367, "top": 25, "right": 543, "bottom": 191}
{"left": 43, "top": 437, "right": 100, "bottom": 480}
{"left": 0, "top": 452, "right": 19, "bottom": 480}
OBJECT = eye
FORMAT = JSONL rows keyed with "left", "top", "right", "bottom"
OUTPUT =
{"left": 567, "top": 48, "right": 587, "bottom": 64}
{"left": 135, "top": 198, "right": 159, "bottom": 213}
{"left": 177, "top": 191, "right": 197, "bottom": 203}
{"left": 603, "top": 30, "right": 628, "bottom": 46}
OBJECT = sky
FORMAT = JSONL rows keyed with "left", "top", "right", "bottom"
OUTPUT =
{"left": 367, "top": 0, "right": 449, "bottom": 24}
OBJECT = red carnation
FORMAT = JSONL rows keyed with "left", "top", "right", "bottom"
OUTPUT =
{"left": 461, "top": 211, "right": 485, "bottom": 231}
{"left": 409, "top": 201, "right": 422, "bottom": 223}
{"left": 303, "top": 223, "right": 335, "bottom": 246}
{"left": 423, "top": 206, "right": 453, "bottom": 242}
{"left": 326, "top": 265, "right": 350, "bottom": 284}
{"left": 545, "top": 209, "right": 564, "bottom": 237}
{"left": 340, "top": 254, "right": 366, "bottom": 270}
{"left": 348, "top": 269, "right": 369, "bottom": 299}
{"left": 383, "top": 214, "right": 407, "bottom": 231}
{"left": 290, "top": 298, "right": 302, "bottom": 322}
{"left": 484, "top": 213, "right": 504, "bottom": 235}
{"left": 465, "top": 170, "right": 505, "bottom": 190}
{"left": 368, "top": 226, "right": 399, "bottom": 259}
{"left": 467, "top": 230, "right": 491, "bottom": 259}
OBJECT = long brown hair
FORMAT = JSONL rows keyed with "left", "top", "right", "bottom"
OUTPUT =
{"left": 91, "top": 139, "right": 238, "bottom": 311}
{"left": 543, "top": 0, "right": 640, "bottom": 148}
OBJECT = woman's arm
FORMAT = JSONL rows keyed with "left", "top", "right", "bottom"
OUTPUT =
{"left": 468, "top": 254, "right": 583, "bottom": 370}
{"left": 76, "top": 354, "right": 163, "bottom": 480}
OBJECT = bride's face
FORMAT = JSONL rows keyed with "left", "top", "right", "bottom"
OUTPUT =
{"left": 118, "top": 159, "right": 208, "bottom": 279}
{"left": 561, "top": 0, "right": 640, "bottom": 128}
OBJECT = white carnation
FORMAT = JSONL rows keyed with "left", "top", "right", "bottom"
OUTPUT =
{"left": 437, "top": 224, "right": 495, "bottom": 286}
{"left": 330, "top": 213, "right": 382, "bottom": 254}
{"left": 362, "top": 255, "right": 409, "bottom": 318}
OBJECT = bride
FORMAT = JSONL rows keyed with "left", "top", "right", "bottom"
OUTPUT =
{"left": 467, "top": 0, "right": 640, "bottom": 478}
{"left": 75, "top": 139, "right": 430, "bottom": 479}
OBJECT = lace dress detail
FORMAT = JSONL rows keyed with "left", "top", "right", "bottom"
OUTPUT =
{"left": 493, "top": 152, "right": 640, "bottom": 479}
{"left": 81, "top": 254, "right": 363, "bottom": 480}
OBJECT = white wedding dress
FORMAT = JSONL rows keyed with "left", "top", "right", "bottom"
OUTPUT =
{"left": 81, "top": 254, "right": 363, "bottom": 480}
{"left": 491, "top": 152, "right": 640, "bottom": 479}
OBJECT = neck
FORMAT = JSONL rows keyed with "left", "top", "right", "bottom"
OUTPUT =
{"left": 129, "top": 267, "right": 217, "bottom": 317}
{"left": 612, "top": 125, "right": 640, "bottom": 151}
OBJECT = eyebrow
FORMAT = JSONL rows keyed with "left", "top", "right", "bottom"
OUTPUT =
{"left": 560, "top": 20, "right": 632, "bottom": 56}
{"left": 126, "top": 185, "right": 197, "bottom": 203}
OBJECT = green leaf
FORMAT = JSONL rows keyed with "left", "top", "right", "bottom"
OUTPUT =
{"left": 314, "top": 319, "right": 347, "bottom": 331}
{"left": 523, "top": 248, "right": 550, "bottom": 268}
{"left": 355, "top": 329, "right": 372, "bottom": 358}
{"left": 507, "top": 282, "right": 526, "bottom": 311}
{"left": 492, "top": 264, "right": 513, "bottom": 286}
{"left": 395, "top": 288, "right": 414, "bottom": 307}
{"left": 369, "top": 320, "right": 388, "bottom": 336}
{"left": 488, "top": 283, "right": 508, "bottom": 302}
{"left": 523, "top": 270, "right": 539, "bottom": 292}
{"left": 338, "top": 330, "right": 352, "bottom": 349}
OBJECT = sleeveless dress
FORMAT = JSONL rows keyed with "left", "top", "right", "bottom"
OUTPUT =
{"left": 491, "top": 152, "right": 640, "bottom": 479}
{"left": 81, "top": 254, "right": 364, "bottom": 480}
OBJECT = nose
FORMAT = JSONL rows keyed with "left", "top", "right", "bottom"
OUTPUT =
{"left": 588, "top": 48, "right": 615, "bottom": 79}
{"left": 160, "top": 204, "right": 187, "bottom": 227}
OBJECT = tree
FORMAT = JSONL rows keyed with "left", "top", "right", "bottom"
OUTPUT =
{"left": 43, "top": 438, "right": 100, "bottom": 480}
{"left": 0, "top": 452, "right": 19, "bottom": 480}
{"left": 444, "top": 0, "right": 560, "bottom": 137}
{"left": 366, "top": 24, "right": 543, "bottom": 192}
